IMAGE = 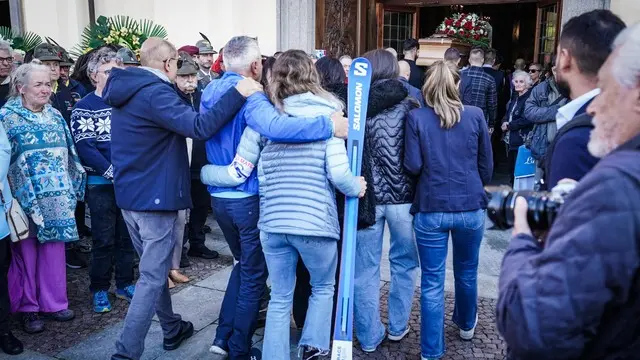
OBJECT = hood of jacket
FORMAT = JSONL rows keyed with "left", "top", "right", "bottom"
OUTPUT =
{"left": 367, "top": 79, "right": 410, "bottom": 119}
{"left": 0, "top": 97, "right": 59, "bottom": 123}
{"left": 281, "top": 92, "right": 341, "bottom": 117}
{"left": 103, "top": 67, "right": 173, "bottom": 108}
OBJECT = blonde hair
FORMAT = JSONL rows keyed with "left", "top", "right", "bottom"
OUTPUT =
{"left": 422, "top": 60, "right": 462, "bottom": 129}
{"left": 267, "top": 50, "right": 342, "bottom": 111}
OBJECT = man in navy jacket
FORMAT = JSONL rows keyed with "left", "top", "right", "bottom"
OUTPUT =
{"left": 104, "top": 37, "right": 262, "bottom": 360}
{"left": 497, "top": 23, "right": 640, "bottom": 359}
{"left": 545, "top": 10, "right": 626, "bottom": 189}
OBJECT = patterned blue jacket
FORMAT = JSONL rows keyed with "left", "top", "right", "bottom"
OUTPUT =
{"left": 71, "top": 92, "right": 114, "bottom": 183}
{"left": 0, "top": 97, "right": 86, "bottom": 242}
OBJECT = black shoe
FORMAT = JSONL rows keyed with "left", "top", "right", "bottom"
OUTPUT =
{"left": 250, "top": 347, "right": 262, "bottom": 360}
{"left": 163, "top": 321, "right": 194, "bottom": 351}
{"left": 22, "top": 312, "right": 44, "bottom": 334}
{"left": 0, "top": 332, "right": 23, "bottom": 355}
{"left": 188, "top": 246, "right": 219, "bottom": 259}
{"left": 65, "top": 249, "right": 87, "bottom": 269}
{"left": 299, "top": 346, "right": 329, "bottom": 360}
{"left": 202, "top": 225, "right": 212, "bottom": 234}
{"left": 179, "top": 252, "right": 190, "bottom": 268}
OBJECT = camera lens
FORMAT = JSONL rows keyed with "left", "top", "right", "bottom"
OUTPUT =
{"left": 485, "top": 186, "right": 564, "bottom": 231}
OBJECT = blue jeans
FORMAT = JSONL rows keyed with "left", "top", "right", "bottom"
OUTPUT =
{"left": 414, "top": 210, "right": 485, "bottom": 359}
{"left": 354, "top": 204, "right": 419, "bottom": 350}
{"left": 261, "top": 232, "right": 337, "bottom": 359}
{"left": 86, "top": 185, "right": 134, "bottom": 292}
{"left": 211, "top": 196, "right": 268, "bottom": 359}
{"left": 113, "top": 211, "right": 183, "bottom": 360}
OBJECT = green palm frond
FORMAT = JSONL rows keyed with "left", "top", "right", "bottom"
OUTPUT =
{"left": 0, "top": 26, "right": 14, "bottom": 44}
{"left": 140, "top": 19, "right": 168, "bottom": 39}
{"left": 0, "top": 27, "right": 42, "bottom": 51}
{"left": 18, "top": 32, "right": 43, "bottom": 51}
{"left": 109, "top": 15, "right": 140, "bottom": 33}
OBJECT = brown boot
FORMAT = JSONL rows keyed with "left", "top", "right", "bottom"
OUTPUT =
{"left": 169, "top": 270, "right": 190, "bottom": 283}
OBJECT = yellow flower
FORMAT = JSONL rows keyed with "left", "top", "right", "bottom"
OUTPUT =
{"left": 110, "top": 29, "right": 118, "bottom": 37}
{"left": 121, "top": 27, "right": 129, "bottom": 35}
{"left": 84, "top": 47, "right": 93, "bottom": 54}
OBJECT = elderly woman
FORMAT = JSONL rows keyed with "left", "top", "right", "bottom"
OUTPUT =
{"left": 0, "top": 62, "right": 86, "bottom": 334}
{"left": 502, "top": 70, "right": 534, "bottom": 185}
{"left": 71, "top": 48, "right": 135, "bottom": 313}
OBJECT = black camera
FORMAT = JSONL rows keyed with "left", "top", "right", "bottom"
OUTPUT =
{"left": 485, "top": 186, "right": 566, "bottom": 231}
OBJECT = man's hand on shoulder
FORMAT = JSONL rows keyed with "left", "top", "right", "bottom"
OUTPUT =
{"left": 331, "top": 111, "right": 349, "bottom": 139}
{"left": 235, "top": 78, "right": 263, "bottom": 98}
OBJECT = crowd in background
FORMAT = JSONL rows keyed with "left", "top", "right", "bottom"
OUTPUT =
{"left": 0, "top": 8, "right": 638, "bottom": 360}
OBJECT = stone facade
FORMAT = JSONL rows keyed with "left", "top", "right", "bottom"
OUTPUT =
{"left": 277, "top": 0, "right": 316, "bottom": 53}
{"left": 561, "top": 0, "right": 609, "bottom": 27}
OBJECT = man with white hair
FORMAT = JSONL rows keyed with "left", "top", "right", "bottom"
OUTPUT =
{"left": 201, "top": 36, "right": 347, "bottom": 359}
{"left": 0, "top": 41, "right": 13, "bottom": 108}
{"left": 103, "top": 37, "right": 262, "bottom": 360}
{"left": 496, "top": 21, "right": 640, "bottom": 360}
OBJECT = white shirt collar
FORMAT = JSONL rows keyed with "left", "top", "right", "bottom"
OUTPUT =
{"left": 482, "top": 64, "right": 493, "bottom": 68}
{"left": 141, "top": 66, "right": 171, "bottom": 83}
{"left": 556, "top": 88, "right": 600, "bottom": 129}
{"left": 1, "top": 76, "right": 9, "bottom": 86}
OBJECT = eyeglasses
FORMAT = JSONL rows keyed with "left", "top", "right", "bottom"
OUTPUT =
{"left": 528, "top": 69, "right": 540, "bottom": 73}
{"left": 0, "top": 57, "right": 13, "bottom": 64}
{"left": 163, "top": 57, "right": 183, "bottom": 69}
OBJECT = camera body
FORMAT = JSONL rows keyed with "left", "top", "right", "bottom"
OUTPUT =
{"left": 486, "top": 186, "right": 566, "bottom": 231}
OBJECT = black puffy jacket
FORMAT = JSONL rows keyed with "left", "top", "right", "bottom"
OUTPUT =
{"left": 366, "top": 79, "right": 418, "bottom": 205}
{"left": 327, "top": 83, "right": 377, "bottom": 230}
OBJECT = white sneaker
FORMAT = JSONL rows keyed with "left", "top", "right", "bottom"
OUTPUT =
{"left": 459, "top": 314, "right": 478, "bottom": 341}
{"left": 209, "top": 344, "right": 228, "bottom": 356}
{"left": 388, "top": 327, "right": 410, "bottom": 341}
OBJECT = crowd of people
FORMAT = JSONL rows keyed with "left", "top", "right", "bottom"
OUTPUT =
{"left": 0, "top": 7, "right": 638, "bottom": 360}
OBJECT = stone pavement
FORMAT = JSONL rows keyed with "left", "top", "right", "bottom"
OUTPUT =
{"left": 0, "top": 217, "right": 511, "bottom": 360}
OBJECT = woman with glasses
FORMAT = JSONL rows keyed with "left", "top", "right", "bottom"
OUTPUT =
{"left": 70, "top": 48, "right": 136, "bottom": 314}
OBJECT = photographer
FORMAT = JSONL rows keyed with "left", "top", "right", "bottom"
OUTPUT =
{"left": 496, "top": 23, "right": 640, "bottom": 360}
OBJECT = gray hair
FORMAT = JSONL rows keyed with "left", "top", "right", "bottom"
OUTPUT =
{"left": 512, "top": 69, "right": 533, "bottom": 88}
{"left": 611, "top": 24, "right": 640, "bottom": 89}
{"left": 223, "top": 36, "right": 261, "bottom": 72}
{"left": 0, "top": 40, "right": 12, "bottom": 55}
{"left": 87, "top": 48, "right": 122, "bottom": 77}
{"left": 7, "top": 62, "right": 50, "bottom": 99}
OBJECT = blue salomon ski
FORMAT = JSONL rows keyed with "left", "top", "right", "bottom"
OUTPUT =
{"left": 331, "top": 57, "right": 372, "bottom": 360}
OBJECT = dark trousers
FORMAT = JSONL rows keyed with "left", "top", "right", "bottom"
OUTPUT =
{"left": 75, "top": 201, "right": 87, "bottom": 233}
{"left": 0, "top": 237, "right": 9, "bottom": 333}
{"left": 86, "top": 185, "right": 135, "bottom": 292}
{"left": 183, "top": 178, "right": 209, "bottom": 249}
{"left": 292, "top": 240, "right": 342, "bottom": 331}
{"left": 212, "top": 196, "right": 268, "bottom": 359}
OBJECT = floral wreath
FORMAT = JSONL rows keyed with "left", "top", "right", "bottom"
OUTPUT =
{"left": 71, "top": 15, "right": 168, "bottom": 58}
{"left": 0, "top": 27, "right": 43, "bottom": 52}
{"left": 436, "top": 13, "right": 491, "bottom": 48}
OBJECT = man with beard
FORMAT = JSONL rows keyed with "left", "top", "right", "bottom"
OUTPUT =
{"left": 0, "top": 41, "right": 13, "bottom": 108}
{"left": 545, "top": 10, "right": 626, "bottom": 189}
{"left": 195, "top": 39, "right": 218, "bottom": 88}
{"left": 173, "top": 53, "right": 220, "bottom": 262}
{"left": 497, "top": 22, "right": 640, "bottom": 359}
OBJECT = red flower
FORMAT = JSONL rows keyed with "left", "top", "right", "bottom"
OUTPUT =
{"left": 445, "top": 18, "right": 453, "bottom": 26}
{"left": 474, "top": 34, "right": 481, "bottom": 40}
{"left": 455, "top": 20, "right": 462, "bottom": 27}
{"left": 464, "top": 22, "right": 473, "bottom": 30}
{"left": 448, "top": 30, "right": 456, "bottom": 36}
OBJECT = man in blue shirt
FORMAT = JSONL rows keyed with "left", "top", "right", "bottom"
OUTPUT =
{"left": 202, "top": 36, "right": 346, "bottom": 359}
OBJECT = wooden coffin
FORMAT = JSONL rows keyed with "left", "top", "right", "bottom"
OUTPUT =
{"left": 417, "top": 36, "right": 472, "bottom": 67}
